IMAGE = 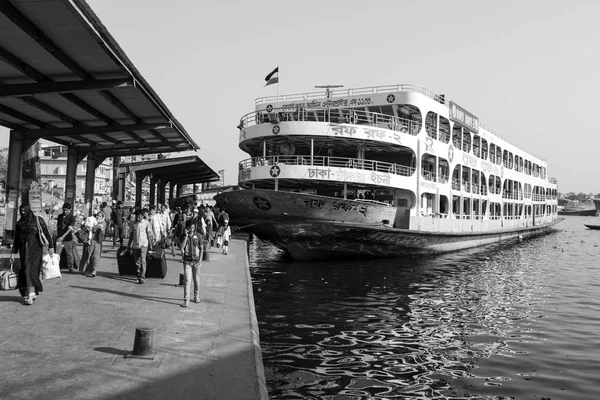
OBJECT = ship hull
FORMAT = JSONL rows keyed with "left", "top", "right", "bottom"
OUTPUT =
{"left": 215, "top": 189, "right": 397, "bottom": 227}
{"left": 238, "top": 218, "right": 560, "bottom": 260}
{"left": 215, "top": 190, "right": 561, "bottom": 260}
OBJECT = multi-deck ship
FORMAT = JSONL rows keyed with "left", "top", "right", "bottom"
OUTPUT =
{"left": 215, "top": 84, "right": 560, "bottom": 260}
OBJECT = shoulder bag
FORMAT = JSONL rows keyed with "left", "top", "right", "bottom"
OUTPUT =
{"left": 36, "top": 216, "right": 50, "bottom": 247}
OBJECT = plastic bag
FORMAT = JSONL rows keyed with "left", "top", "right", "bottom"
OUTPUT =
{"left": 42, "top": 253, "right": 62, "bottom": 280}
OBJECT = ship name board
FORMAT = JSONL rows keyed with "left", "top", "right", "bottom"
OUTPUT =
{"left": 278, "top": 97, "right": 373, "bottom": 110}
{"left": 449, "top": 101, "right": 479, "bottom": 133}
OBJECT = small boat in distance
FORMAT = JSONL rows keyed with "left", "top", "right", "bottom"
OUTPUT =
{"left": 584, "top": 224, "right": 600, "bottom": 230}
{"left": 216, "top": 83, "right": 560, "bottom": 260}
{"left": 558, "top": 206, "right": 597, "bottom": 216}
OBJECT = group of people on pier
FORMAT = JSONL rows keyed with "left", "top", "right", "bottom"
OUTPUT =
{"left": 9, "top": 199, "right": 231, "bottom": 307}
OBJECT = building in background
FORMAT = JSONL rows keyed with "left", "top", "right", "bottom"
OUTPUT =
{"left": 38, "top": 139, "right": 113, "bottom": 207}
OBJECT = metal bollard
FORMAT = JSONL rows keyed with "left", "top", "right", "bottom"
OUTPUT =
{"left": 132, "top": 327, "right": 154, "bottom": 357}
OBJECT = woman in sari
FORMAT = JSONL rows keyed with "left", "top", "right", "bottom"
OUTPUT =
{"left": 10, "top": 204, "right": 54, "bottom": 305}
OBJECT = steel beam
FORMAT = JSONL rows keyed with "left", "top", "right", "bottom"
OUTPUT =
{"left": 0, "top": 78, "right": 134, "bottom": 97}
{"left": 17, "top": 122, "right": 173, "bottom": 138}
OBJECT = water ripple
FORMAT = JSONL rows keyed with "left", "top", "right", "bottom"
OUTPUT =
{"left": 251, "top": 217, "right": 600, "bottom": 399}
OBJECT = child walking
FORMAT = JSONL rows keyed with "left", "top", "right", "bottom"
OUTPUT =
{"left": 221, "top": 221, "right": 231, "bottom": 255}
{"left": 180, "top": 219, "right": 203, "bottom": 307}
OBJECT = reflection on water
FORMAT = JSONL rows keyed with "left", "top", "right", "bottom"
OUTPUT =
{"left": 249, "top": 218, "right": 600, "bottom": 399}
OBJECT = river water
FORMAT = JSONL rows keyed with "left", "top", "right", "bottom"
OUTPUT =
{"left": 248, "top": 216, "right": 600, "bottom": 400}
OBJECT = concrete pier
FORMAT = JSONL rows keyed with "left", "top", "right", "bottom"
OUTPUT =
{"left": 0, "top": 236, "right": 268, "bottom": 400}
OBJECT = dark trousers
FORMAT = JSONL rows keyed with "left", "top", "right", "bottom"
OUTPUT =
{"left": 112, "top": 225, "right": 124, "bottom": 247}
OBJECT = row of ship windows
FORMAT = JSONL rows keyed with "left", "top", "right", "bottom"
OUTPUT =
{"left": 424, "top": 111, "right": 547, "bottom": 179}
{"left": 421, "top": 194, "right": 557, "bottom": 219}
{"left": 421, "top": 160, "right": 556, "bottom": 199}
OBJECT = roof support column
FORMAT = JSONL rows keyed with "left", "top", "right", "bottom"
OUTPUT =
{"left": 112, "top": 157, "right": 120, "bottom": 201}
{"left": 149, "top": 175, "right": 156, "bottom": 207}
{"left": 158, "top": 179, "right": 167, "bottom": 205}
{"left": 168, "top": 182, "right": 174, "bottom": 205}
{"left": 2, "top": 131, "right": 24, "bottom": 244}
{"left": 176, "top": 183, "right": 183, "bottom": 198}
{"left": 135, "top": 172, "right": 146, "bottom": 208}
{"left": 65, "top": 146, "right": 82, "bottom": 207}
{"left": 83, "top": 153, "right": 97, "bottom": 217}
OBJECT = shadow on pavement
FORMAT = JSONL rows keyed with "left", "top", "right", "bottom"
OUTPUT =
{"left": 70, "top": 285, "right": 181, "bottom": 306}
{"left": 94, "top": 347, "right": 129, "bottom": 356}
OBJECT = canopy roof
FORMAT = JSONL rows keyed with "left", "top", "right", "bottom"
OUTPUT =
{"left": 0, "top": 0, "right": 199, "bottom": 158}
{"left": 120, "top": 156, "right": 220, "bottom": 186}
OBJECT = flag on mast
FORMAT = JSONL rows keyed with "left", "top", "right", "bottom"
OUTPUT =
{"left": 264, "top": 66, "right": 279, "bottom": 86}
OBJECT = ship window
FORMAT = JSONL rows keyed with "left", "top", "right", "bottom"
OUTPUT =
{"left": 452, "top": 165, "right": 461, "bottom": 190}
{"left": 488, "top": 174, "right": 495, "bottom": 193}
{"left": 473, "top": 135, "right": 481, "bottom": 158}
{"left": 439, "top": 116, "right": 450, "bottom": 143}
{"left": 425, "top": 112, "right": 437, "bottom": 140}
{"left": 496, "top": 146, "right": 502, "bottom": 165}
{"left": 482, "top": 200, "right": 488, "bottom": 217}
{"left": 452, "top": 124, "right": 461, "bottom": 148}
{"left": 495, "top": 176, "right": 501, "bottom": 195}
{"left": 462, "top": 129, "right": 471, "bottom": 153}
{"left": 480, "top": 171, "right": 487, "bottom": 195}
{"left": 473, "top": 199, "right": 480, "bottom": 219}
{"left": 397, "top": 104, "right": 422, "bottom": 135}
{"left": 438, "top": 158, "right": 449, "bottom": 183}
{"left": 489, "top": 144, "right": 496, "bottom": 163}
{"left": 509, "top": 152, "right": 514, "bottom": 169}
{"left": 481, "top": 139, "right": 488, "bottom": 160}
{"left": 463, "top": 198, "right": 471, "bottom": 219}
{"left": 519, "top": 157, "right": 524, "bottom": 172}
{"left": 462, "top": 166, "right": 471, "bottom": 193}
{"left": 471, "top": 169, "right": 480, "bottom": 194}
{"left": 439, "top": 195, "right": 448, "bottom": 216}
{"left": 452, "top": 195, "right": 460, "bottom": 217}
{"left": 421, "top": 154, "right": 436, "bottom": 181}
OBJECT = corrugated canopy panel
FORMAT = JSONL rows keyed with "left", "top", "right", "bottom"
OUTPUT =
{"left": 0, "top": 0, "right": 200, "bottom": 158}
{"left": 120, "top": 156, "right": 221, "bottom": 186}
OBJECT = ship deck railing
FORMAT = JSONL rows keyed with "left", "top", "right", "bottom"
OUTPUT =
{"left": 254, "top": 83, "right": 443, "bottom": 106}
{"left": 241, "top": 155, "right": 416, "bottom": 177}
{"left": 253, "top": 83, "right": 547, "bottom": 162}
{"left": 239, "top": 107, "right": 421, "bottom": 135}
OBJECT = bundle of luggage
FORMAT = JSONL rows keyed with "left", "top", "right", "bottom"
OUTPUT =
{"left": 0, "top": 260, "right": 17, "bottom": 291}
{"left": 116, "top": 246, "right": 167, "bottom": 278}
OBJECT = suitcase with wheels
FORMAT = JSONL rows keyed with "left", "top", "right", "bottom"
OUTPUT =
{"left": 117, "top": 247, "right": 167, "bottom": 279}
{"left": 117, "top": 247, "right": 137, "bottom": 276}
{"left": 146, "top": 248, "right": 167, "bottom": 278}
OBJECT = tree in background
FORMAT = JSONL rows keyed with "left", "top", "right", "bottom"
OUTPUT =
{"left": 0, "top": 146, "right": 7, "bottom": 190}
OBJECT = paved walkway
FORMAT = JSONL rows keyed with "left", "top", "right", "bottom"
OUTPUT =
{"left": 0, "top": 236, "right": 268, "bottom": 400}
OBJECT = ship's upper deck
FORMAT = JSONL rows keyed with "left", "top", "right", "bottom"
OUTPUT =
{"left": 252, "top": 83, "right": 546, "bottom": 163}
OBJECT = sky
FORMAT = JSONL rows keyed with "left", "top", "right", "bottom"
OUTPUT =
{"left": 1, "top": 0, "right": 599, "bottom": 193}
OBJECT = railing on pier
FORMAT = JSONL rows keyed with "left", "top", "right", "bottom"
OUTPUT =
{"left": 239, "top": 155, "right": 416, "bottom": 177}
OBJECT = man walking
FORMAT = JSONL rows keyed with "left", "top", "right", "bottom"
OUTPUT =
{"left": 127, "top": 209, "right": 152, "bottom": 284}
{"left": 56, "top": 202, "right": 79, "bottom": 273}
{"left": 111, "top": 200, "right": 126, "bottom": 248}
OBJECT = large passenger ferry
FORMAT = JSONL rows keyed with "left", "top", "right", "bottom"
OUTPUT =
{"left": 215, "top": 84, "right": 560, "bottom": 260}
